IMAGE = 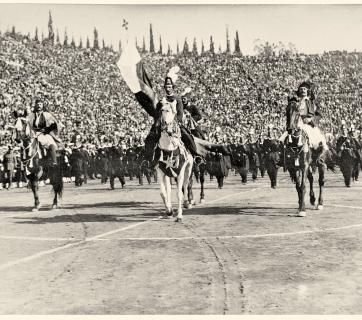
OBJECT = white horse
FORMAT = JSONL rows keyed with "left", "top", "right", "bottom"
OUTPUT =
{"left": 156, "top": 98, "right": 194, "bottom": 222}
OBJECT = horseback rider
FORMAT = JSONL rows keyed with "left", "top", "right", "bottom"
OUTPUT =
{"left": 280, "top": 81, "right": 328, "bottom": 150}
{"left": 144, "top": 72, "right": 229, "bottom": 165}
{"left": 180, "top": 88, "right": 206, "bottom": 140}
{"left": 28, "top": 99, "right": 62, "bottom": 166}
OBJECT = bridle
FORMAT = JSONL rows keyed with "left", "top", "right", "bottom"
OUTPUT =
{"left": 14, "top": 117, "right": 41, "bottom": 168}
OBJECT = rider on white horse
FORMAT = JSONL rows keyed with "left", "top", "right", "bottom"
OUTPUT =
{"left": 279, "top": 81, "right": 328, "bottom": 151}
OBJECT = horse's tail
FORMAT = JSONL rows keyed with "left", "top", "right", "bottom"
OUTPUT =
{"left": 53, "top": 162, "right": 64, "bottom": 197}
{"left": 324, "top": 149, "right": 336, "bottom": 173}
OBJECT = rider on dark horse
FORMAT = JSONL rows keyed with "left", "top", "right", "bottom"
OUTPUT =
{"left": 28, "top": 99, "right": 62, "bottom": 166}
{"left": 180, "top": 88, "right": 206, "bottom": 140}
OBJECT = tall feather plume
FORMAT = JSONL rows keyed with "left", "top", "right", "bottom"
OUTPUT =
{"left": 182, "top": 87, "right": 192, "bottom": 96}
{"left": 167, "top": 66, "right": 180, "bottom": 84}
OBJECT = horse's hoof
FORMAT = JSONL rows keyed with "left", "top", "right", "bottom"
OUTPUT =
{"left": 191, "top": 200, "right": 196, "bottom": 206}
{"left": 200, "top": 199, "right": 206, "bottom": 204}
{"left": 317, "top": 205, "right": 324, "bottom": 210}
{"left": 32, "top": 205, "right": 40, "bottom": 212}
{"left": 297, "top": 211, "right": 306, "bottom": 217}
{"left": 272, "top": 186, "right": 276, "bottom": 189}
{"left": 176, "top": 217, "right": 183, "bottom": 222}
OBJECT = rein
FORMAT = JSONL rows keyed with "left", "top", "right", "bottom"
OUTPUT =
{"left": 21, "top": 138, "right": 41, "bottom": 168}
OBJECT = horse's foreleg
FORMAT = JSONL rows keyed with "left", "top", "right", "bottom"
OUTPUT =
{"left": 307, "top": 169, "right": 315, "bottom": 206}
{"left": 30, "top": 178, "right": 40, "bottom": 212}
{"left": 295, "top": 169, "right": 306, "bottom": 217}
{"left": 157, "top": 169, "right": 171, "bottom": 216}
{"left": 164, "top": 175, "right": 173, "bottom": 216}
{"left": 153, "top": 170, "right": 158, "bottom": 183}
{"left": 177, "top": 169, "right": 186, "bottom": 222}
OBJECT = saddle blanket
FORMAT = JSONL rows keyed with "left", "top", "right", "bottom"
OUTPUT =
{"left": 37, "top": 133, "right": 59, "bottom": 150}
{"left": 279, "top": 125, "right": 328, "bottom": 150}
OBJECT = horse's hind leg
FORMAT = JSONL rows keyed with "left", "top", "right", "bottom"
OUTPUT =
{"left": 110, "top": 173, "right": 115, "bottom": 190}
{"left": 200, "top": 165, "right": 205, "bottom": 203}
{"left": 145, "top": 169, "right": 151, "bottom": 185}
{"left": 317, "top": 164, "right": 326, "bottom": 210}
{"left": 217, "top": 176, "right": 224, "bottom": 189}
{"left": 186, "top": 176, "right": 194, "bottom": 208}
{"left": 307, "top": 169, "right": 316, "bottom": 206}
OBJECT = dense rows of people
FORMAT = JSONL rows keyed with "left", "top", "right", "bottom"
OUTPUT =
{"left": 1, "top": 31, "right": 362, "bottom": 163}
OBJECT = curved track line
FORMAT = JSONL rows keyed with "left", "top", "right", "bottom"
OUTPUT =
{"left": 96, "top": 223, "right": 362, "bottom": 241}
{"left": 0, "top": 218, "right": 158, "bottom": 271}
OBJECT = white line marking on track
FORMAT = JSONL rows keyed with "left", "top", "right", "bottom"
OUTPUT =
{"left": 0, "top": 235, "right": 81, "bottom": 242}
{"left": 206, "top": 187, "right": 264, "bottom": 204}
{"left": 0, "top": 218, "right": 157, "bottom": 271}
{"left": 92, "top": 223, "right": 362, "bottom": 241}
{"left": 247, "top": 201, "right": 362, "bottom": 211}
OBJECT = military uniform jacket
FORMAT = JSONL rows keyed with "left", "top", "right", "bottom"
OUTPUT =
{"left": 286, "top": 96, "right": 319, "bottom": 130}
{"left": 3, "top": 152, "right": 16, "bottom": 171}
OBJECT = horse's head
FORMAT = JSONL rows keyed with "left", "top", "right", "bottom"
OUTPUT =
{"left": 13, "top": 113, "right": 32, "bottom": 145}
{"left": 160, "top": 98, "right": 178, "bottom": 135}
{"left": 288, "top": 98, "right": 300, "bottom": 131}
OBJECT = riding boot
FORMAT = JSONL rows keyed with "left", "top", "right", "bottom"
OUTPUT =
{"left": 49, "top": 145, "right": 58, "bottom": 166}
{"left": 181, "top": 128, "right": 199, "bottom": 156}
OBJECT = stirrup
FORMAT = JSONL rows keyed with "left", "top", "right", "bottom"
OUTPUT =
{"left": 194, "top": 156, "right": 205, "bottom": 165}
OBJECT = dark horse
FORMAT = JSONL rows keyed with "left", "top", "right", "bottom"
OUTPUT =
{"left": 284, "top": 101, "right": 331, "bottom": 217}
{"left": 186, "top": 130, "right": 231, "bottom": 203}
{"left": 13, "top": 115, "right": 63, "bottom": 211}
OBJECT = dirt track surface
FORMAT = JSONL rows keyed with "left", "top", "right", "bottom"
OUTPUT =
{"left": 1, "top": 170, "right": 362, "bottom": 314}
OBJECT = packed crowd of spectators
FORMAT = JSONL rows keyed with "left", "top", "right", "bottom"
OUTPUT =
{"left": 1, "top": 31, "right": 362, "bottom": 156}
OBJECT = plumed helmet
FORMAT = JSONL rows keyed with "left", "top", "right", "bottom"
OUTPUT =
{"left": 164, "top": 77, "right": 174, "bottom": 87}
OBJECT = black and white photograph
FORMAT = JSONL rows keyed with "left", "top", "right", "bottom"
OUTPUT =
{"left": 0, "top": 1, "right": 362, "bottom": 315}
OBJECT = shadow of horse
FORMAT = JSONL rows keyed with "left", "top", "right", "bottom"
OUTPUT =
{"left": 13, "top": 212, "right": 157, "bottom": 224}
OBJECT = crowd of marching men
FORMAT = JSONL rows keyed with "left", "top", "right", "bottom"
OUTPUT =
{"left": 1, "top": 123, "right": 361, "bottom": 191}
